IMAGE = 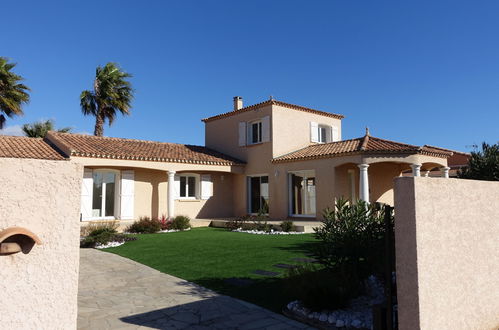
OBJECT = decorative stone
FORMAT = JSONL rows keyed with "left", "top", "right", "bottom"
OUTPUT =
{"left": 352, "top": 319, "right": 362, "bottom": 328}
{"left": 336, "top": 320, "right": 345, "bottom": 327}
{"left": 251, "top": 270, "right": 280, "bottom": 277}
{"left": 319, "top": 313, "right": 328, "bottom": 322}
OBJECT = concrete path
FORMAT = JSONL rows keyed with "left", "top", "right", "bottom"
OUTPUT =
{"left": 78, "top": 249, "right": 314, "bottom": 329}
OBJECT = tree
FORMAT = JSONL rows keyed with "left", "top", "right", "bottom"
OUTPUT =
{"left": 0, "top": 57, "right": 30, "bottom": 129}
{"left": 80, "top": 63, "right": 133, "bottom": 136}
{"left": 458, "top": 142, "right": 499, "bottom": 181}
{"left": 22, "top": 119, "right": 71, "bottom": 138}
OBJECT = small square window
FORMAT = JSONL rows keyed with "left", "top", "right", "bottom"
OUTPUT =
{"left": 179, "top": 175, "right": 197, "bottom": 198}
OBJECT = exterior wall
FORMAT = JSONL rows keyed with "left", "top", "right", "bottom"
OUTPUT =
{"left": 0, "top": 158, "right": 82, "bottom": 330}
{"left": 175, "top": 172, "right": 234, "bottom": 218}
{"left": 394, "top": 177, "right": 499, "bottom": 330}
{"left": 204, "top": 104, "right": 273, "bottom": 164}
{"left": 272, "top": 104, "right": 342, "bottom": 158}
{"left": 134, "top": 169, "right": 167, "bottom": 219}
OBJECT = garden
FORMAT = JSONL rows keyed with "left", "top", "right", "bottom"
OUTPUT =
{"left": 80, "top": 200, "right": 394, "bottom": 329}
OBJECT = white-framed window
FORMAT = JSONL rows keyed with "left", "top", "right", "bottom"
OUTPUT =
{"left": 310, "top": 122, "right": 339, "bottom": 143}
{"left": 288, "top": 170, "right": 316, "bottom": 217}
{"left": 179, "top": 174, "right": 198, "bottom": 199}
{"left": 249, "top": 120, "right": 262, "bottom": 144}
{"left": 91, "top": 169, "right": 121, "bottom": 219}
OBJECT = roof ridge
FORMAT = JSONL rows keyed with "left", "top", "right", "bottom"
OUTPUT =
{"left": 50, "top": 131, "right": 204, "bottom": 148}
{"left": 201, "top": 98, "right": 344, "bottom": 122}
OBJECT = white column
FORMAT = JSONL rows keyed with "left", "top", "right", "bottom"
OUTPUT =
{"left": 358, "top": 164, "right": 370, "bottom": 202}
{"left": 410, "top": 164, "right": 421, "bottom": 177}
{"left": 167, "top": 170, "right": 176, "bottom": 218}
{"left": 424, "top": 170, "right": 430, "bottom": 177}
{"left": 441, "top": 166, "right": 450, "bottom": 178}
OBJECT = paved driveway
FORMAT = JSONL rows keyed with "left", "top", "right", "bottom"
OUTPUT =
{"left": 78, "top": 249, "right": 313, "bottom": 329}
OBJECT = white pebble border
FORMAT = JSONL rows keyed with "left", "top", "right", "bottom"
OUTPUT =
{"left": 95, "top": 241, "right": 125, "bottom": 249}
{"left": 159, "top": 228, "right": 191, "bottom": 233}
{"left": 232, "top": 228, "right": 306, "bottom": 235}
{"left": 286, "top": 275, "right": 385, "bottom": 329}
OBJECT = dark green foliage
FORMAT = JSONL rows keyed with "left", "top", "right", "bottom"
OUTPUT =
{"left": 80, "top": 62, "right": 134, "bottom": 136}
{"left": 225, "top": 218, "right": 247, "bottom": 231}
{"left": 280, "top": 220, "right": 296, "bottom": 232}
{"left": 171, "top": 215, "right": 191, "bottom": 230}
{"left": 0, "top": 57, "right": 30, "bottom": 128}
{"left": 22, "top": 119, "right": 71, "bottom": 138}
{"left": 458, "top": 142, "right": 499, "bottom": 181}
{"left": 126, "top": 217, "right": 161, "bottom": 234}
{"left": 80, "top": 224, "right": 136, "bottom": 248}
{"left": 314, "top": 198, "right": 391, "bottom": 278}
{"left": 286, "top": 264, "right": 361, "bottom": 311}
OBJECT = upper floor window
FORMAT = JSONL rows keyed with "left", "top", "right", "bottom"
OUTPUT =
{"left": 238, "top": 116, "right": 270, "bottom": 147}
{"left": 311, "top": 122, "right": 339, "bottom": 143}
{"left": 249, "top": 120, "right": 262, "bottom": 144}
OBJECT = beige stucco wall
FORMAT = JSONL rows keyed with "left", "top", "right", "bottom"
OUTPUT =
{"left": 394, "top": 177, "right": 499, "bottom": 330}
{"left": 0, "top": 157, "right": 82, "bottom": 330}
{"left": 272, "top": 104, "right": 342, "bottom": 158}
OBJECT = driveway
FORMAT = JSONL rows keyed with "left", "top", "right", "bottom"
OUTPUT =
{"left": 78, "top": 249, "right": 313, "bottom": 329}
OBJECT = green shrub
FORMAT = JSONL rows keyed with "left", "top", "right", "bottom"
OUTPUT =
{"left": 126, "top": 217, "right": 162, "bottom": 234}
{"left": 171, "top": 215, "right": 191, "bottom": 230}
{"left": 80, "top": 221, "right": 118, "bottom": 237}
{"left": 80, "top": 232, "right": 137, "bottom": 248}
{"left": 313, "top": 198, "right": 391, "bottom": 278}
{"left": 250, "top": 214, "right": 273, "bottom": 232}
{"left": 280, "top": 220, "right": 296, "bottom": 232}
{"left": 285, "top": 264, "right": 362, "bottom": 311}
{"left": 226, "top": 218, "right": 247, "bottom": 231}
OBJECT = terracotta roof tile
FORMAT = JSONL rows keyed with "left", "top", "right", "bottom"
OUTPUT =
{"left": 202, "top": 99, "right": 344, "bottom": 122}
{"left": 0, "top": 135, "right": 66, "bottom": 160}
{"left": 273, "top": 135, "right": 453, "bottom": 163}
{"left": 46, "top": 132, "right": 244, "bottom": 166}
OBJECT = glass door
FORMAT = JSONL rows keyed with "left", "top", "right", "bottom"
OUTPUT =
{"left": 92, "top": 171, "right": 117, "bottom": 218}
{"left": 248, "top": 176, "right": 269, "bottom": 214}
{"left": 289, "top": 171, "right": 316, "bottom": 216}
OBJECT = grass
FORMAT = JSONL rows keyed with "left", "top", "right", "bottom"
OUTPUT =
{"left": 105, "top": 227, "right": 319, "bottom": 312}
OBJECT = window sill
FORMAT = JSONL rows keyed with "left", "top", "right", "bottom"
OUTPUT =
{"left": 177, "top": 199, "right": 202, "bottom": 202}
{"left": 289, "top": 214, "right": 316, "bottom": 218}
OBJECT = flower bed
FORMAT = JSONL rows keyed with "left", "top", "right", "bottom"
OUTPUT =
{"left": 232, "top": 228, "right": 305, "bottom": 235}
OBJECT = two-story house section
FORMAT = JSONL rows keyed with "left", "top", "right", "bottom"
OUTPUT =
{"left": 0, "top": 96, "right": 455, "bottom": 228}
{"left": 203, "top": 97, "right": 452, "bottom": 220}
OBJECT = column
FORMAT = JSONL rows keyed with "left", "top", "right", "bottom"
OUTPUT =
{"left": 441, "top": 166, "right": 450, "bottom": 178}
{"left": 410, "top": 164, "right": 421, "bottom": 177}
{"left": 358, "top": 164, "right": 370, "bottom": 202}
{"left": 167, "top": 170, "right": 176, "bottom": 218}
{"left": 424, "top": 170, "right": 430, "bottom": 177}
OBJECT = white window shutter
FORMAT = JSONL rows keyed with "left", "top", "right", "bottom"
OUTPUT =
{"left": 310, "top": 122, "right": 319, "bottom": 142}
{"left": 332, "top": 126, "right": 340, "bottom": 142}
{"left": 120, "top": 170, "right": 135, "bottom": 220}
{"left": 261, "top": 116, "right": 270, "bottom": 142}
{"left": 81, "top": 168, "right": 93, "bottom": 221}
{"left": 174, "top": 174, "right": 181, "bottom": 199}
{"left": 238, "top": 122, "right": 247, "bottom": 146}
{"left": 201, "top": 174, "right": 213, "bottom": 200}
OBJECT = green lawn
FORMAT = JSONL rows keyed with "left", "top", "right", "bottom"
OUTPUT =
{"left": 105, "top": 227, "right": 318, "bottom": 312}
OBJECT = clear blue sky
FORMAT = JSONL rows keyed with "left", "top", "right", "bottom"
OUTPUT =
{"left": 2, "top": 0, "right": 498, "bottom": 151}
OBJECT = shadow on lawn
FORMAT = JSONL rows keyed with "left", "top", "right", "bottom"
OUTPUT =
{"left": 274, "top": 239, "right": 321, "bottom": 258}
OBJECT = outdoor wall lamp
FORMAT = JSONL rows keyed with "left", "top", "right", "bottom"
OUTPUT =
{"left": 0, "top": 227, "right": 42, "bottom": 255}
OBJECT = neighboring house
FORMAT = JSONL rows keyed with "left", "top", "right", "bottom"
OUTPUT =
{"left": 0, "top": 97, "right": 456, "bottom": 224}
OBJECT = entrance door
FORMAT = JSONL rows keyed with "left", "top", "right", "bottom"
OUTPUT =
{"left": 248, "top": 176, "right": 269, "bottom": 214}
{"left": 92, "top": 171, "right": 118, "bottom": 218}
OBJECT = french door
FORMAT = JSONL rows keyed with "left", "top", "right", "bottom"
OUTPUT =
{"left": 289, "top": 171, "right": 316, "bottom": 216}
{"left": 92, "top": 170, "right": 119, "bottom": 218}
{"left": 248, "top": 176, "right": 269, "bottom": 214}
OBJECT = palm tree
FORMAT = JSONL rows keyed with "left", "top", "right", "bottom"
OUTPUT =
{"left": 80, "top": 63, "right": 133, "bottom": 136}
{"left": 22, "top": 119, "right": 71, "bottom": 138}
{"left": 0, "top": 57, "right": 30, "bottom": 129}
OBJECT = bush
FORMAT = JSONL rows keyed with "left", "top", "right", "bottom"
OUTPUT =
{"left": 171, "top": 215, "right": 191, "bottom": 230}
{"left": 285, "top": 264, "right": 362, "bottom": 311}
{"left": 250, "top": 214, "right": 273, "bottom": 232}
{"left": 80, "top": 222, "right": 118, "bottom": 237}
{"left": 126, "top": 217, "right": 162, "bottom": 234}
{"left": 280, "top": 220, "right": 296, "bottom": 232}
{"left": 313, "top": 198, "right": 391, "bottom": 278}
{"left": 157, "top": 214, "right": 173, "bottom": 230}
{"left": 226, "top": 217, "right": 247, "bottom": 231}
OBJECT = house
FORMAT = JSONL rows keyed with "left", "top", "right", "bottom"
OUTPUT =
{"left": 0, "top": 97, "right": 455, "bottom": 226}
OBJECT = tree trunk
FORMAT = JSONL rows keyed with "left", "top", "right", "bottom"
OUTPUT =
{"left": 94, "top": 108, "right": 105, "bottom": 136}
